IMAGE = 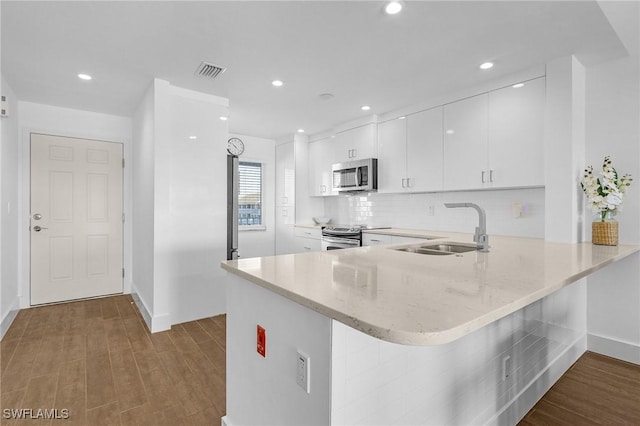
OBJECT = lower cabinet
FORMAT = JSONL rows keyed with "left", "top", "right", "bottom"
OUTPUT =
{"left": 294, "top": 227, "right": 322, "bottom": 253}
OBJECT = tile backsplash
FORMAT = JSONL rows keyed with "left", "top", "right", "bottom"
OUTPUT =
{"left": 323, "top": 188, "right": 545, "bottom": 238}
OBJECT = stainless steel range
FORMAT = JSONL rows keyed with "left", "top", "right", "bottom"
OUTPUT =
{"left": 321, "top": 225, "right": 390, "bottom": 250}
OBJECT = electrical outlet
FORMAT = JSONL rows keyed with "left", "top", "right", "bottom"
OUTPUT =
{"left": 502, "top": 355, "right": 512, "bottom": 381}
{"left": 296, "top": 350, "right": 310, "bottom": 393}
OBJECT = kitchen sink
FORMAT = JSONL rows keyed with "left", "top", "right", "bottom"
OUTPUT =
{"left": 420, "top": 243, "right": 478, "bottom": 253}
{"left": 393, "top": 242, "right": 479, "bottom": 256}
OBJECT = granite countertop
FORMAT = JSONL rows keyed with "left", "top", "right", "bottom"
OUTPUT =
{"left": 221, "top": 232, "right": 639, "bottom": 345}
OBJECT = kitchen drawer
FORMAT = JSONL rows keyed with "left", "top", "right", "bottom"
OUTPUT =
{"left": 294, "top": 227, "right": 322, "bottom": 240}
{"left": 294, "top": 236, "right": 322, "bottom": 253}
{"left": 362, "top": 233, "right": 392, "bottom": 246}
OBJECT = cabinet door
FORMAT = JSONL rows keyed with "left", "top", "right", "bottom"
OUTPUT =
{"left": 377, "top": 118, "right": 407, "bottom": 193}
{"left": 333, "top": 130, "right": 352, "bottom": 164}
{"left": 275, "top": 206, "right": 296, "bottom": 255}
{"left": 443, "top": 94, "right": 488, "bottom": 191}
{"left": 309, "top": 138, "right": 336, "bottom": 196}
{"left": 488, "top": 77, "right": 545, "bottom": 188}
{"left": 350, "top": 123, "right": 377, "bottom": 160}
{"left": 275, "top": 142, "right": 295, "bottom": 205}
{"left": 407, "top": 107, "right": 443, "bottom": 192}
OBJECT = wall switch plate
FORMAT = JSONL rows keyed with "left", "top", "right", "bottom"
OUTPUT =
{"left": 511, "top": 203, "right": 523, "bottom": 218}
{"left": 296, "top": 350, "right": 310, "bottom": 393}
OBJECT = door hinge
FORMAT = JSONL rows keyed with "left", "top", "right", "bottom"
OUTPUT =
{"left": 122, "top": 268, "right": 125, "bottom": 278}
{"left": 122, "top": 158, "right": 125, "bottom": 168}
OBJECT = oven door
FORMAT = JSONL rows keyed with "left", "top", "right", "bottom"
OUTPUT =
{"left": 321, "top": 236, "right": 361, "bottom": 250}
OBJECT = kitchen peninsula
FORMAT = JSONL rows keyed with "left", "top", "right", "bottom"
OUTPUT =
{"left": 221, "top": 233, "right": 638, "bottom": 426}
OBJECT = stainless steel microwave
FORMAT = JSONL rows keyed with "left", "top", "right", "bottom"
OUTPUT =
{"left": 332, "top": 158, "right": 378, "bottom": 192}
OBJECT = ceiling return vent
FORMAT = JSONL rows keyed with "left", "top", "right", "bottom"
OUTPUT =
{"left": 195, "top": 61, "right": 226, "bottom": 79}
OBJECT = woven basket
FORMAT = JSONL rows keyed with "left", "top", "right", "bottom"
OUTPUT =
{"left": 592, "top": 220, "right": 618, "bottom": 246}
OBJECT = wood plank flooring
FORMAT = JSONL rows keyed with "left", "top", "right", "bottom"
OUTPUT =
{"left": 519, "top": 351, "right": 640, "bottom": 425}
{"left": 0, "top": 295, "right": 226, "bottom": 425}
{"left": 2, "top": 296, "right": 639, "bottom": 425}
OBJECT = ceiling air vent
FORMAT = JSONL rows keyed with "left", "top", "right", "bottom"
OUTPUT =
{"left": 195, "top": 61, "right": 226, "bottom": 79}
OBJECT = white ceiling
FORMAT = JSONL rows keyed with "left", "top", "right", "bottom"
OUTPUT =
{"left": 1, "top": 1, "right": 630, "bottom": 141}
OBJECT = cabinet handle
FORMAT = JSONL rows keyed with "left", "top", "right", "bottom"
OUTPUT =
{"left": 481, "top": 171, "right": 486, "bottom": 183}
{"left": 352, "top": 148, "right": 357, "bottom": 158}
{"left": 489, "top": 170, "right": 494, "bottom": 182}
{"left": 304, "top": 246, "right": 311, "bottom": 250}
{"left": 401, "top": 178, "right": 406, "bottom": 188}
{"left": 407, "top": 177, "right": 412, "bottom": 188}
{"left": 371, "top": 239, "right": 381, "bottom": 242}
{"left": 347, "top": 149, "right": 352, "bottom": 158}
{"left": 304, "top": 232, "right": 311, "bottom": 235}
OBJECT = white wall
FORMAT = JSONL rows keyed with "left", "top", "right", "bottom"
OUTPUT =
{"left": 325, "top": 188, "right": 545, "bottom": 238}
{"left": 231, "top": 133, "right": 276, "bottom": 259}
{"left": 17, "top": 101, "right": 133, "bottom": 310}
{"left": 0, "top": 78, "right": 21, "bottom": 337}
{"left": 585, "top": 52, "right": 640, "bottom": 364}
{"left": 164, "top": 85, "right": 228, "bottom": 325}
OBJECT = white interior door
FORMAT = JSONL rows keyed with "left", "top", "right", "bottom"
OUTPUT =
{"left": 30, "top": 133, "right": 123, "bottom": 305}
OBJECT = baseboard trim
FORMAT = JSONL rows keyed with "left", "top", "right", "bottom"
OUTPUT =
{"left": 0, "top": 299, "right": 20, "bottom": 340}
{"left": 487, "top": 334, "right": 586, "bottom": 426}
{"left": 130, "top": 290, "right": 171, "bottom": 333}
{"left": 588, "top": 333, "right": 640, "bottom": 365}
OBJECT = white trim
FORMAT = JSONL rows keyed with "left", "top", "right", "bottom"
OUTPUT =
{"left": 131, "top": 288, "right": 171, "bottom": 333}
{"left": 220, "top": 416, "right": 231, "bottom": 426}
{"left": 0, "top": 297, "right": 20, "bottom": 339}
{"left": 588, "top": 333, "right": 640, "bottom": 365}
{"left": 487, "top": 334, "right": 586, "bottom": 426}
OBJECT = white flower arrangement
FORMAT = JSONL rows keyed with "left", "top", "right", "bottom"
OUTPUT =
{"left": 581, "top": 156, "right": 633, "bottom": 221}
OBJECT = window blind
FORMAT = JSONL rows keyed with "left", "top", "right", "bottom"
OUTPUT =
{"left": 238, "top": 161, "right": 262, "bottom": 226}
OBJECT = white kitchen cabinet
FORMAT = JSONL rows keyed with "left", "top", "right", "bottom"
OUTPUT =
{"left": 276, "top": 142, "right": 295, "bottom": 206}
{"left": 443, "top": 77, "right": 545, "bottom": 191}
{"left": 488, "top": 77, "right": 545, "bottom": 188}
{"left": 294, "top": 227, "right": 322, "bottom": 253}
{"left": 443, "top": 94, "right": 489, "bottom": 191}
{"left": 334, "top": 123, "right": 377, "bottom": 163}
{"left": 378, "top": 108, "right": 443, "bottom": 193}
{"left": 309, "top": 138, "right": 336, "bottom": 197}
{"left": 275, "top": 142, "right": 296, "bottom": 255}
{"left": 377, "top": 117, "right": 407, "bottom": 193}
{"left": 362, "top": 233, "right": 392, "bottom": 246}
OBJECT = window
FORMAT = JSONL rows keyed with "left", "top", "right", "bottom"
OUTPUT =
{"left": 238, "top": 161, "right": 264, "bottom": 229}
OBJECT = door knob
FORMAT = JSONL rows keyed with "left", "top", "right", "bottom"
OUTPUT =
{"left": 33, "top": 226, "right": 48, "bottom": 232}
{"left": 33, "top": 213, "right": 42, "bottom": 220}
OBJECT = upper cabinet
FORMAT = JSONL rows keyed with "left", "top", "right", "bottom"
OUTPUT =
{"left": 377, "top": 107, "right": 443, "bottom": 193}
{"left": 443, "top": 77, "right": 545, "bottom": 190}
{"left": 309, "top": 137, "right": 336, "bottom": 197}
{"left": 334, "top": 123, "right": 377, "bottom": 163}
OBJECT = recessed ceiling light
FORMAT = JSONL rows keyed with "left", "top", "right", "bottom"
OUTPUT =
{"left": 446, "top": 129, "right": 455, "bottom": 135}
{"left": 512, "top": 83, "right": 525, "bottom": 88}
{"left": 272, "top": 80, "right": 284, "bottom": 87}
{"left": 219, "top": 116, "right": 228, "bottom": 121}
{"left": 479, "top": 62, "right": 494, "bottom": 70}
{"left": 398, "top": 116, "right": 406, "bottom": 120}
{"left": 297, "top": 129, "right": 305, "bottom": 133}
{"left": 385, "top": 1, "right": 403, "bottom": 15}
{"left": 77, "top": 73, "right": 92, "bottom": 81}
{"left": 189, "top": 136, "right": 197, "bottom": 140}
{"left": 361, "top": 105, "right": 371, "bottom": 111}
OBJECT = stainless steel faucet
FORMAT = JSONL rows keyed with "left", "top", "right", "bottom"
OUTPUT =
{"left": 444, "top": 202, "right": 489, "bottom": 252}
